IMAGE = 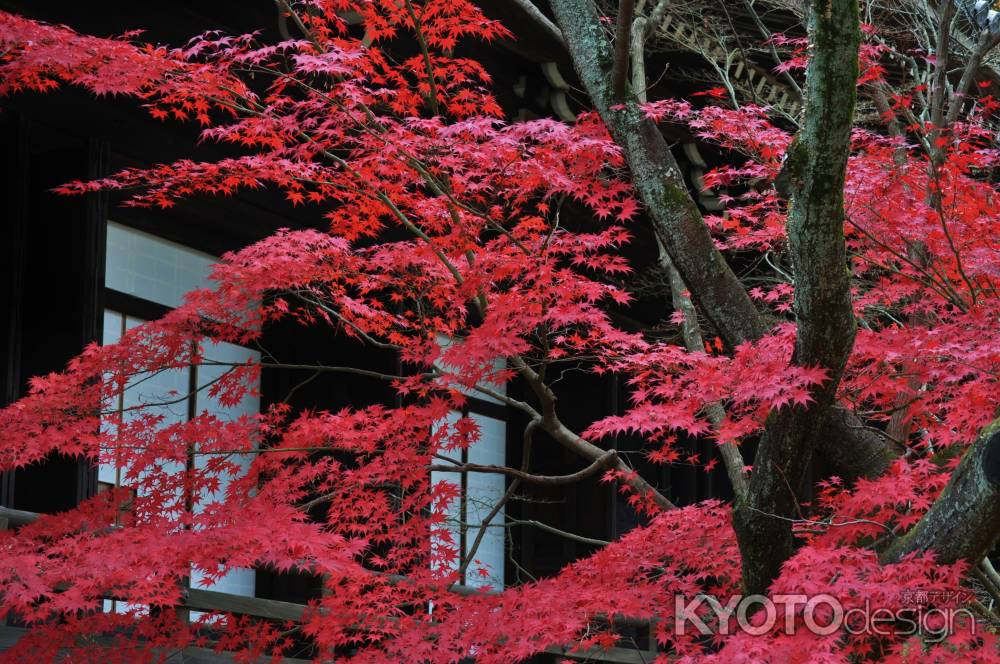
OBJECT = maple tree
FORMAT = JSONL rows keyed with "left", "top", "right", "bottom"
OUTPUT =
{"left": 2, "top": 0, "right": 1000, "bottom": 661}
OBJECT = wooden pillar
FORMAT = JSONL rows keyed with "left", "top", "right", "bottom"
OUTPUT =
{"left": 6, "top": 124, "right": 108, "bottom": 513}
{"left": 0, "top": 113, "right": 29, "bottom": 507}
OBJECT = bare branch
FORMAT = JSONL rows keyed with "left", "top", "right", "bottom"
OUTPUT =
{"left": 612, "top": 0, "right": 636, "bottom": 100}
{"left": 928, "top": 0, "right": 957, "bottom": 138}
{"left": 739, "top": 0, "right": 803, "bottom": 98}
{"left": 511, "top": 0, "right": 566, "bottom": 48}
{"left": 430, "top": 450, "right": 619, "bottom": 487}
{"left": 945, "top": 28, "right": 1000, "bottom": 126}
{"left": 457, "top": 517, "right": 610, "bottom": 547}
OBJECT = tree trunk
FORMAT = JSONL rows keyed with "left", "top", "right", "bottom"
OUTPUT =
{"left": 881, "top": 417, "right": 1000, "bottom": 565}
{"left": 731, "top": 0, "right": 860, "bottom": 594}
{"left": 817, "top": 407, "right": 902, "bottom": 482}
{"left": 547, "top": 0, "right": 767, "bottom": 350}
{"left": 550, "top": 0, "right": 891, "bottom": 594}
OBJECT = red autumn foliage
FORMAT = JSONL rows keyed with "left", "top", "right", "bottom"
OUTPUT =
{"left": 1, "top": 3, "right": 1000, "bottom": 661}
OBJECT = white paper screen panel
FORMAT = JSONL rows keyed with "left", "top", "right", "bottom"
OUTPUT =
{"left": 190, "top": 339, "right": 260, "bottom": 599}
{"left": 102, "top": 225, "right": 258, "bottom": 604}
{"left": 430, "top": 411, "right": 507, "bottom": 589}
{"left": 464, "top": 413, "right": 506, "bottom": 589}
{"left": 105, "top": 221, "right": 216, "bottom": 308}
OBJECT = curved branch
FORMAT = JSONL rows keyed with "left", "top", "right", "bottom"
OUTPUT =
{"left": 510, "top": 356, "right": 677, "bottom": 510}
{"left": 510, "top": 0, "right": 566, "bottom": 48}
{"left": 430, "top": 450, "right": 619, "bottom": 486}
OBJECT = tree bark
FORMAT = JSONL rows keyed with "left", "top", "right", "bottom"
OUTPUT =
{"left": 817, "top": 407, "right": 902, "bottom": 482}
{"left": 881, "top": 417, "right": 1000, "bottom": 566}
{"left": 548, "top": 0, "right": 768, "bottom": 350}
{"left": 551, "top": 0, "right": 1000, "bottom": 596}
{"left": 732, "top": 0, "right": 860, "bottom": 595}
{"left": 546, "top": 0, "right": 899, "bottom": 487}
{"left": 549, "top": 0, "right": 896, "bottom": 591}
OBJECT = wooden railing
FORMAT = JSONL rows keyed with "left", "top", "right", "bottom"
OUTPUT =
{"left": 0, "top": 507, "right": 658, "bottom": 663}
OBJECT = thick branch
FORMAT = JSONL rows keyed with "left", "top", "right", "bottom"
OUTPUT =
{"left": 549, "top": 0, "right": 767, "bottom": 351}
{"left": 944, "top": 28, "right": 1000, "bottom": 127}
{"left": 881, "top": 418, "right": 1000, "bottom": 566}
{"left": 509, "top": 356, "right": 676, "bottom": 510}
{"left": 550, "top": 0, "right": 897, "bottom": 496}
{"left": 429, "top": 450, "right": 618, "bottom": 486}
{"left": 642, "top": 0, "right": 670, "bottom": 39}
{"left": 510, "top": 0, "right": 566, "bottom": 48}
{"left": 631, "top": 16, "right": 748, "bottom": 499}
{"left": 545, "top": 417, "right": 674, "bottom": 510}
{"left": 816, "top": 407, "right": 902, "bottom": 482}
{"left": 928, "top": 0, "right": 956, "bottom": 136}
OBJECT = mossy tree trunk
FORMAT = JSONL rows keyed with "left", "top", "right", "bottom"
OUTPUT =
{"left": 882, "top": 418, "right": 1000, "bottom": 566}
{"left": 551, "top": 0, "right": 862, "bottom": 593}
{"left": 551, "top": 0, "right": 1000, "bottom": 597}
{"left": 547, "top": 0, "right": 767, "bottom": 350}
{"left": 730, "top": 0, "right": 861, "bottom": 595}
{"left": 547, "top": 0, "right": 897, "bottom": 490}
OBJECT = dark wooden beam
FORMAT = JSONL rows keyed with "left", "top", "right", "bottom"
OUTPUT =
{"left": 1, "top": 506, "right": 658, "bottom": 662}
{"left": 0, "top": 626, "right": 314, "bottom": 663}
